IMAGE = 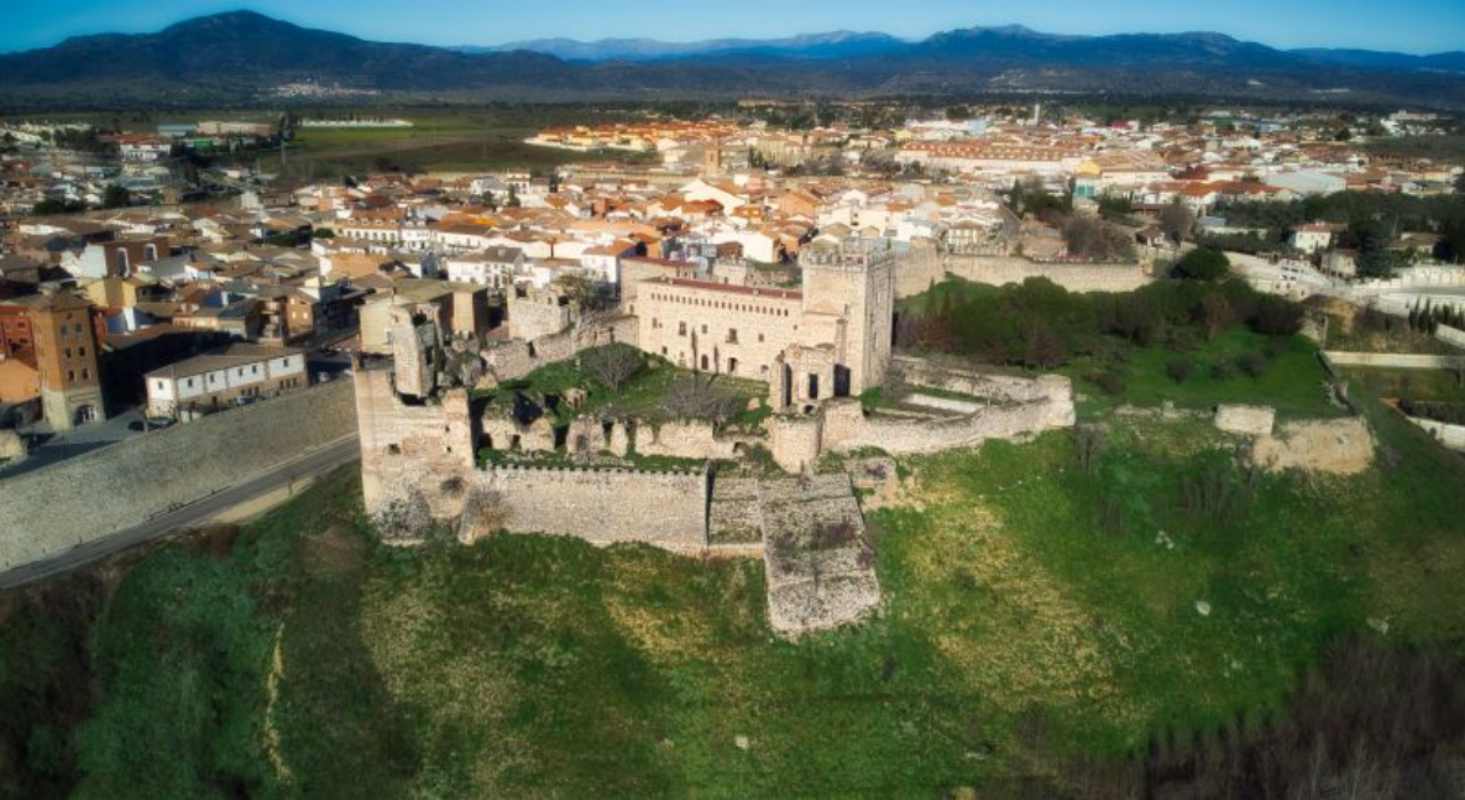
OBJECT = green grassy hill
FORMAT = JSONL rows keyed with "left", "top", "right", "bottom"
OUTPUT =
{"left": 4, "top": 379, "right": 1465, "bottom": 796}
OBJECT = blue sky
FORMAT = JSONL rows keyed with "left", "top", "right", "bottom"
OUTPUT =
{"left": 4, "top": 0, "right": 1464, "bottom": 55}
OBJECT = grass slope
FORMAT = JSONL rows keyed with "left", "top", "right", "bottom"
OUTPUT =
{"left": 5, "top": 388, "right": 1465, "bottom": 796}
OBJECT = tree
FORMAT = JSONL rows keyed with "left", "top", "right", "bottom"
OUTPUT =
{"left": 102, "top": 185, "right": 130, "bottom": 209}
{"left": 581, "top": 344, "right": 643, "bottom": 393}
{"left": 1159, "top": 199, "right": 1195, "bottom": 244}
{"left": 1062, "top": 215, "right": 1134, "bottom": 261}
{"left": 1172, "top": 248, "right": 1230, "bottom": 281}
{"left": 1199, "top": 292, "right": 1235, "bottom": 340}
{"left": 311, "top": 227, "right": 335, "bottom": 239}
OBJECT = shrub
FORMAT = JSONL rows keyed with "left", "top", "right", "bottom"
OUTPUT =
{"left": 1165, "top": 358, "right": 1194, "bottom": 384}
{"left": 1236, "top": 352, "right": 1267, "bottom": 378}
{"left": 1092, "top": 368, "right": 1127, "bottom": 396}
{"left": 1249, "top": 295, "right": 1304, "bottom": 336}
{"left": 1171, "top": 248, "right": 1230, "bottom": 281}
{"left": 1210, "top": 361, "right": 1235, "bottom": 381}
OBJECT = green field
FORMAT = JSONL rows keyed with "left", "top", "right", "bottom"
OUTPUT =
{"left": 281, "top": 110, "right": 655, "bottom": 176}
{"left": 1064, "top": 328, "right": 1341, "bottom": 420}
{"left": 5, "top": 376, "right": 1465, "bottom": 796}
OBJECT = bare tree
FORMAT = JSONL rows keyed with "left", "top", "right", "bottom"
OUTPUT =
{"left": 1159, "top": 198, "right": 1195, "bottom": 244}
{"left": 581, "top": 344, "right": 643, "bottom": 393}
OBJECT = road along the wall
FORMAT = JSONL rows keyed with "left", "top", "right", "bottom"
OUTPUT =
{"left": 0, "top": 379, "right": 358, "bottom": 572}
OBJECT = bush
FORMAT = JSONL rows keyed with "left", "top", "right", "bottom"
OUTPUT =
{"left": 1165, "top": 358, "right": 1194, "bottom": 384}
{"left": 1236, "top": 352, "right": 1267, "bottom": 378}
{"left": 1210, "top": 361, "right": 1235, "bottom": 381}
{"left": 1171, "top": 248, "right": 1230, "bottom": 281}
{"left": 1091, "top": 368, "right": 1128, "bottom": 396}
{"left": 1249, "top": 295, "right": 1305, "bottom": 336}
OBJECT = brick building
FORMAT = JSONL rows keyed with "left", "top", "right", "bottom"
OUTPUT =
{"left": 0, "top": 292, "right": 108, "bottom": 429}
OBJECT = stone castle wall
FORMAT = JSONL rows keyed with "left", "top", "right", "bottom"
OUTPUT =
{"left": 821, "top": 393, "right": 1074, "bottom": 456}
{"left": 892, "top": 356, "right": 1070, "bottom": 404}
{"left": 355, "top": 367, "right": 476, "bottom": 533}
{"left": 766, "top": 374, "right": 1075, "bottom": 472}
{"left": 895, "top": 248, "right": 1153, "bottom": 299}
{"left": 0, "top": 379, "right": 358, "bottom": 572}
{"left": 476, "top": 465, "right": 708, "bottom": 552}
{"left": 1322, "top": 351, "right": 1465, "bottom": 370}
{"left": 481, "top": 315, "right": 636, "bottom": 387}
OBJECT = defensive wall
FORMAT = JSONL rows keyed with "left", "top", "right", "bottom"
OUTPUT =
{"left": 766, "top": 374, "right": 1075, "bottom": 472}
{"left": 0, "top": 379, "right": 357, "bottom": 572}
{"left": 480, "top": 313, "right": 637, "bottom": 387}
{"left": 1410, "top": 417, "right": 1465, "bottom": 452}
{"left": 1322, "top": 351, "right": 1465, "bottom": 370}
{"left": 895, "top": 243, "right": 1153, "bottom": 299}
{"left": 474, "top": 464, "right": 709, "bottom": 552}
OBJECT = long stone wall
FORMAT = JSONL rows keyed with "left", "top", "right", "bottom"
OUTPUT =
{"left": 766, "top": 374, "right": 1075, "bottom": 472}
{"left": 1323, "top": 351, "right": 1465, "bottom": 370}
{"left": 475, "top": 464, "right": 708, "bottom": 552}
{"left": 1410, "top": 417, "right": 1465, "bottom": 451}
{"left": 895, "top": 247, "right": 1153, "bottom": 299}
{"left": 0, "top": 379, "right": 358, "bottom": 572}
{"left": 822, "top": 393, "right": 1074, "bottom": 457}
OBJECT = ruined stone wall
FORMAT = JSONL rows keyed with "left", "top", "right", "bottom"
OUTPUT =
{"left": 767, "top": 414, "right": 822, "bottom": 472}
{"left": 0, "top": 379, "right": 358, "bottom": 572}
{"left": 634, "top": 419, "right": 740, "bottom": 460}
{"left": 826, "top": 397, "right": 1073, "bottom": 456}
{"left": 476, "top": 465, "right": 708, "bottom": 552}
{"left": 892, "top": 356, "right": 1070, "bottom": 404}
{"left": 355, "top": 367, "right": 476, "bottom": 538}
{"left": 1411, "top": 417, "right": 1465, "bottom": 451}
{"left": 894, "top": 250, "right": 1152, "bottom": 299}
{"left": 1322, "top": 351, "right": 1465, "bottom": 370}
{"left": 767, "top": 374, "right": 1074, "bottom": 469}
{"left": 481, "top": 316, "right": 634, "bottom": 387}
{"left": 507, "top": 290, "right": 574, "bottom": 341}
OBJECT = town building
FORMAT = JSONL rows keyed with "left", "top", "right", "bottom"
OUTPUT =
{"left": 0, "top": 292, "right": 108, "bottom": 430}
{"left": 144, "top": 343, "right": 309, "bottom": 418}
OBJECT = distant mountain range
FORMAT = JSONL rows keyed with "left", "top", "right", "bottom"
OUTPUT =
{"left": 2, "top": 12, "right": 1463, "bottom": 109}
{"left": 457, "top": 31, "right": 909, "bottom": 62}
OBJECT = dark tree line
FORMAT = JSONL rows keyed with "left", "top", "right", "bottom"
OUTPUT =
{"left": 898, "top": 277, "right": 1303, "bottom": 369}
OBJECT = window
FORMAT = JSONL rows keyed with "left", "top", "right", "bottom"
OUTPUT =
{"left": 758, "top": 333, "right": 765, "bottom": 343}
{"left": 186, "top": 378, "right": 194, "bottom": 388}
{"left": 678, "top": 321, "right": 687, "bottom": 336}
{"left": 67, "top": 370, "right": 75, "bottom": 382}
{"left": 78, "top": 347, "right": 85, "bottom": 357}
{"left": 64, "top": 347, "right": 71, "bottom": 358}
{"left": 81, "top": 368, "right": 89, "bottom": 380}
{"left": 726, "top": 328, "right": 738, "bottom": 344}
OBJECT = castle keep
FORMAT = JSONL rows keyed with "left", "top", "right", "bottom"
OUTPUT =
{"left": 636, "top": 238, "right": 895, "bottom": 412}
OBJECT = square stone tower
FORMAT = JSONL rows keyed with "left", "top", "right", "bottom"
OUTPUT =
{"left": 797, "top": 238, "right": 895, "bottom": 396}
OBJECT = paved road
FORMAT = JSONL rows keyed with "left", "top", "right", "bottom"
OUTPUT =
{"left": 0, "top": 435, "right": 361, "bottom": 590}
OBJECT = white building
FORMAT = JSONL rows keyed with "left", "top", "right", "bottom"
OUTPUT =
{"left": 145, "top": 344, "right": 309, "bottom": 418}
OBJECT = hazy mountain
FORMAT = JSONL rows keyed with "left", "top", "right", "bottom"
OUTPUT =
{"left": 461, "top": 31, "right": 908, "bottom": 62}
{"left": 1292, "top": 48, "right": 1465, "bottom": 73}
{"left": 1, "top": 11, "right": 1463, "bottom": 108}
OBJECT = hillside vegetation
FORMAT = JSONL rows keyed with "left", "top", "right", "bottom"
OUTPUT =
{"left": 4, "top": 362, "right": 1465, "bottom": 796}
